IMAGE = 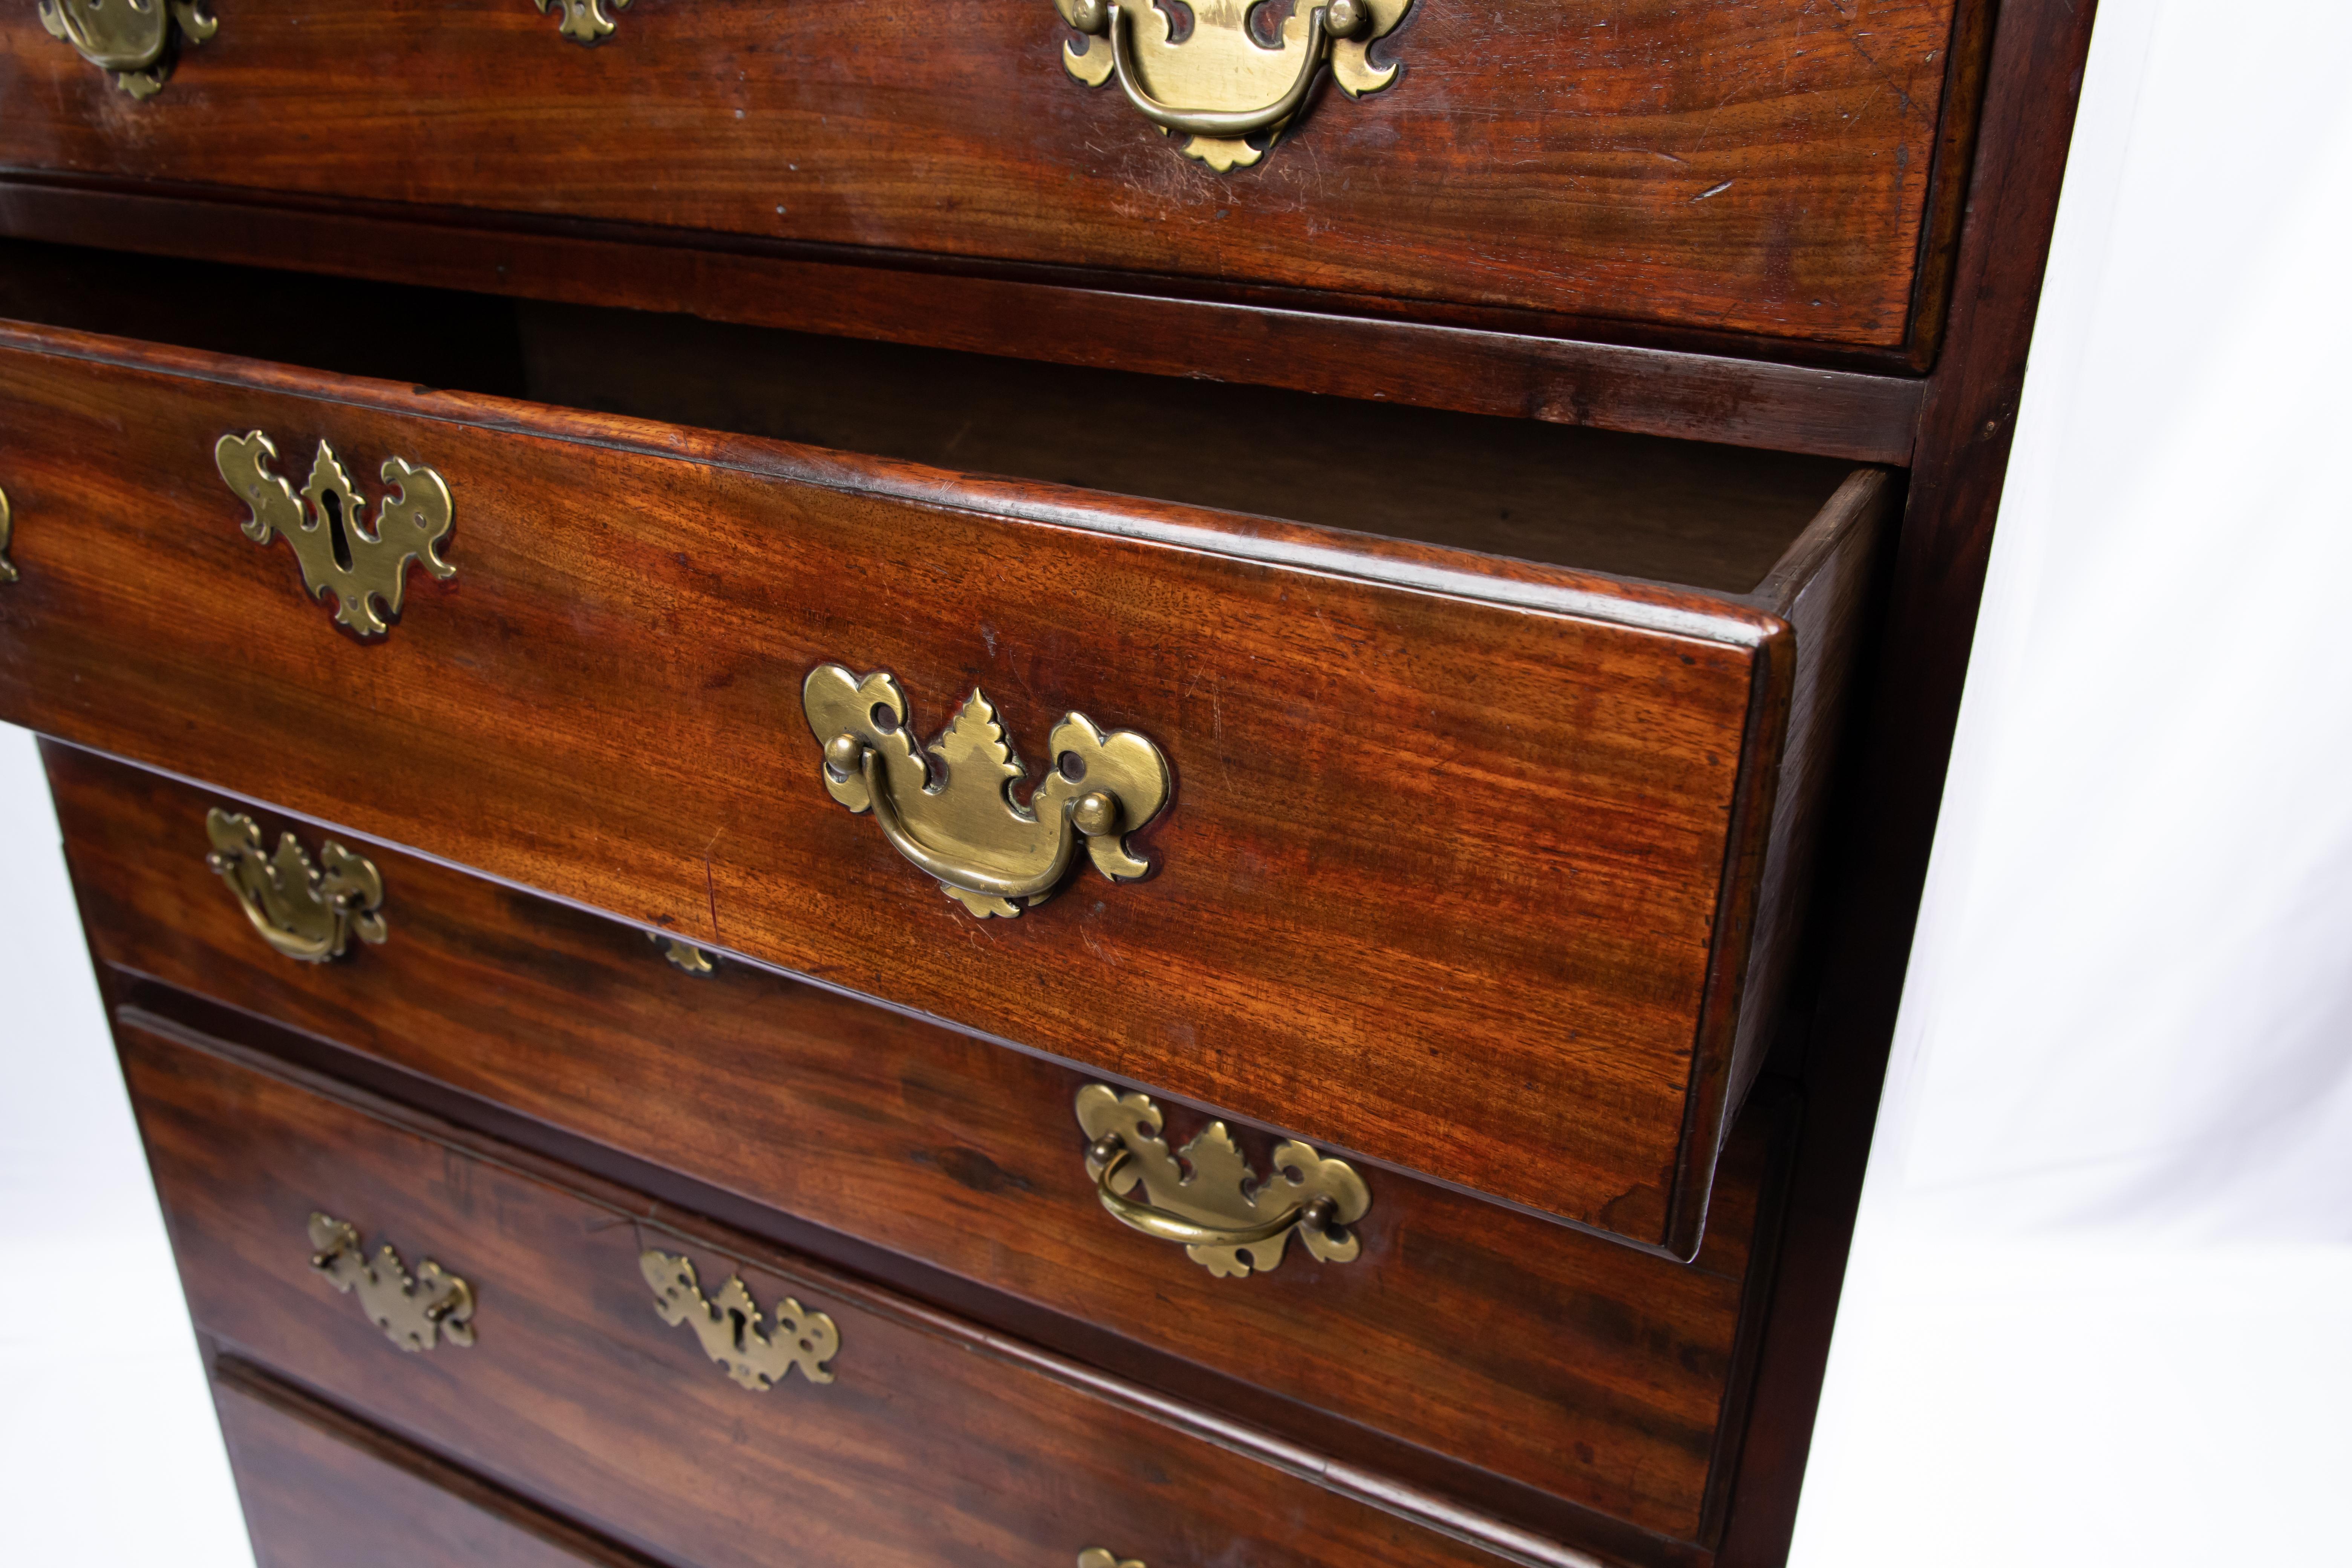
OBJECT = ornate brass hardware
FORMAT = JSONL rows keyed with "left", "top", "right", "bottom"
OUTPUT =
{"left": 535, "top": 0, "right": 628, "bottom": 44}
{"left": 308, "top": 1213, "right": 476, "bottom": 1352}
{"left": 0, "top": 485, "right": 15, "bottom": 584}
{"left": 803, "top": 664, "right": 1171, "bottom": 920}
{"left": 640, "top": 1249, "right": 840, "bottom": 1392}
{"left": 1079, "top": 1553, "right": 1146, "bottom": 1568}
{"left": 39, "top": 0, "right": 215, "bottom": 100}
{"left": 1076, "top": 1085, "right": 1369, "bottom": 1279}
{"left": 206, "top": 809, "right": 387, "bottom": 963}
{"left": 1056, "top": 0, "right": 1410, "bottom": 172}
{"left": 214, "top": 431, "right": 455, "bottom": 638}
{"left": 649, "top": 932, "right": 717, "bottom": 975}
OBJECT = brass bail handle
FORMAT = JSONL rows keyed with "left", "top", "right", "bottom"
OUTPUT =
{"left": 1088, "top": 1133, "right": 1335, "bottom": 1249}
{"left": 1065, "top": 0, "right": 1371, "bottom": 138}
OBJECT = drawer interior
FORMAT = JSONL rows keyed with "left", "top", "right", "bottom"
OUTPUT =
{"left": 0, "top": 237, "right": 1856, "bottom": 594}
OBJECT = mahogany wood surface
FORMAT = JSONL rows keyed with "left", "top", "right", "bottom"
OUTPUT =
{"left": 55, "top": 741, "right": 1783, "bottom": 1546}
{"left": 212, "top": 1361, "right": 662, "bottom": 1568}
{"left": 0, "top": 0, "right": 1966, "bottom": 350}
{"left": 124, "top": 1018, "right": 1597, "bottom": 1568}
{"left": 0, "top": 318, "right": 1883, "bottom": 1254}
{"left": 0, "top": 186, "right": 1929, "bottom": 464}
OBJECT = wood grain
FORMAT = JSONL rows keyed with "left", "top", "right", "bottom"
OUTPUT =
{"left": 213, "top": 1360, "right": 663, "bottom": 1568}
{"left": 0, "top": 321, "right": 1880, "bottom": 1254}
{"left": 0, "top": 0, "right": 1965, "bottom": 349}
{"left": 0, "top": 181, "right": 1929, "bottom": 464}
{"left": 56, "top": 741, "right": 1784, "bottom": 1545}
{"left": 125, "top": 1019, "right": 1596, "bottom": 1568}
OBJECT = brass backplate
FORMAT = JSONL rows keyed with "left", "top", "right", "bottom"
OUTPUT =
{"left": 206, "top": 809, "right": 387, "bottom": 963}
{"left": 0, "top": 484, "right": 15, "bottom": 583}
{"left": 535, "top": 0, "right": 631, "bottom": 43}
{"left": 308, "top": 1213, "right": 475, "bottom": 1352}
{"left": 1079, "top": 1553, "right": 1147, "bottom": 1568}
{"left": 1076, "top": 1085, "right": 1371, "bottom": 1279}
{"left": 1055, "top": 0, "right": 1412, "bottom": 170}
{"left": 640, "top": 1249, "right": 840, "bottom": 1392}
{"left": 39, "top": 0, "right": 216, "bottom": 98}
{"left": 648, "top": 932, "right": 718, "bottom": 975}
{"left": 804, "top": 663, "right": 1171, "bottom": 919}
{"left": 215, "top": 431, "right": 455, "bottom": 638}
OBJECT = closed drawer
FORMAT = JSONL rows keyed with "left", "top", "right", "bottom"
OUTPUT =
{"left": 0, "top": 302, "right": 1884, "bottom": 1256}
{"left": 212, "top": 1360, "right": 654, "bottom": 1568}
{"left": 129, "top": 1017, "right": 1565, "bottom": 1568}
{"left": 56, "top": 741, "right": 1787, "bottom": 1550}
{"left": 0, "top": 0, "right": 1971, "bottom": 351}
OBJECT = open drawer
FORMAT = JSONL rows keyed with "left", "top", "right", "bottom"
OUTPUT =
{"left": 0, "top": 249, "right": 1887, "bottom": 1256}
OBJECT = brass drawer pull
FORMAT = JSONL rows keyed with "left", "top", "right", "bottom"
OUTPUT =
{"left": 0, "top": 484, "right": 15, "bottom": 583}
{"left": 803, "top": 663, "right": 1170, "bottom": 920}
{"left": 1075, "top": 1086, "right": 1369, "bottom": 1280}
{"left": 39, "top": 0, "right": 216, "bottom": 100}
{"left": 214, "top": 430, "right": 455, "bottom": 638}
{"left": 1056, "top": 0, "right": 1409, "bottom": 172}
{"left": 308, "top": 1213, "right": 476, "bottom": 1352}
{"left": 640, "top": 1248, "right": 840, "bottom": 1392}
{"left": 205, "top": 809, "right": 387, "bottom": 963}
{"left": 536, "top": 0, "right": 629, "bottom": 43}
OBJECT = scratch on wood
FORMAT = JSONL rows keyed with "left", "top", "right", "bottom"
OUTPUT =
{"left": 1694, "top": 180, "right": 1735, "bottom": 202}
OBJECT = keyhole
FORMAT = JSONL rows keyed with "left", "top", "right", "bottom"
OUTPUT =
{"left": 727, "top": 1306, "right": 749, "bottom": 1353}
{"left": 319, "top": 487, "right": 354, "bottom": 573}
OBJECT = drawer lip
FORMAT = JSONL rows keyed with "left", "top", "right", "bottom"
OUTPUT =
{"left": 139, "top": 1015, "right": 1626, "bottom": 1568}
{"left": 0, "top": 317, "right": 1795, "bottom": 645}
{"left": 2, "top": 318, "right": 1888, "bottom": 1256}
{"left": 0, "top": 170, "right": 1931, "bottom": 464}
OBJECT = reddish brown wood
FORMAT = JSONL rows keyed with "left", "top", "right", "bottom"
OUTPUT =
{"left": 0, "top": 0, "right": 1965, "bottom": 349}
{"left": 0, "top": 320, "right": 1882, "bottom": 1255}
{"left": 1709, "top": 3, "right": 2104, "bottom": 1562}
{"left": 55, "top": 741, "right": 1787, "bottom": 1547}
{"left": 213, "top": 1361, "right": 662, "bottom": 1568}
{"left": 125, "top": 1018, "right": 1597, "bottom": 1568}
{"left": 0, "top": 181, "right": 1927, "bottom": 463}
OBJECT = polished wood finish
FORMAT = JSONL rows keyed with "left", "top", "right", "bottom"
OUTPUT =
{"left": 127, "top": 1017, "right": 1587, "bottom": 1568}
{"left": 0, "top": 317, "right": 1886, "bottom": 1255}
{"left": 0, "top": 187, "right": 1928, "bottom": 464}
{"left": 56, "top": 741, "right": 1786, "bottom": 1546}
{"left": 0, "top": 0, "right": 1968, "bottom": 350}
{"left": 212, "top": 1360, "right": 661, "bottom": 1568}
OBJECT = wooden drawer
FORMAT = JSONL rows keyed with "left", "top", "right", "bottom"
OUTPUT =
{"left": 0, "top": 305, "right": 1885, "bottom": 1257}
{"left": 129, "top": 1017, "right": 1574, "bottom": 1568}
{"left": 57, "top": 741, "right": 1787, "bottom": 1551}
{"left": 213, "top": 1360, "right": 655, "bottom": 1568}
{"left": 0, "top": 0, "right": 1973, "bottom": 352}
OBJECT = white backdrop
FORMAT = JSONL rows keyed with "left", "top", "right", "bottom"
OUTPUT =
{"left": 2, "top": 1, "right": 2347, "bottom": 1560}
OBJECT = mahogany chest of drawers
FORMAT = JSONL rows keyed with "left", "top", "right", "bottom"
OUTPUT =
{"left": 0, "top": 2, "right": 2095, "bottom": 1563}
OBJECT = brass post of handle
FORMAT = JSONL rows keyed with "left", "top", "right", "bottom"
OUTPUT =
{"left": 1075, "top": 1086, "right": 1371, "bottom": 1280}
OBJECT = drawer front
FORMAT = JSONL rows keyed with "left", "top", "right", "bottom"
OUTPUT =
{"left": 0, "top": 322, "right": 1857, "bottom": 1253}
{"left": 213, "top": 1361, "right": 650, "bottom": 1568}
{"left": 129, "top": 1020, "right": 1551, "bottom": 1568}
{"left": 57, "top": 741, "right": 1783, "bottom": 1546}
{"left": 0, "top": 0, "right": 1968, "bottom": 351}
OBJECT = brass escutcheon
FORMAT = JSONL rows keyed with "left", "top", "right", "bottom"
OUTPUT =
{"left": 1075, "top": 1085, "right": 1370, "bottom": 1280}
{"left": 206, "top": 809, "right": 387, "bottom": 963}
{"left": 640, "top": 1248, "right": 840, "bottom": 1392}
{"left": 534, "top": 0, "right": 629, "bottom": 43}
{"left": 802, "top": 663, "right": 1171, "bottom": 919}
{"left": 0, "top": 484, "right": 15, "bottom": 583}
{"left": 215, "top": 430, "right": 456, "bottom": 638}
{"left": 39, "top": 0, "right": 216, "bottom": 99}
{"left": 1056, "top": 0, "right": 1412, "bottom": 171}
{"left": 308, "top": 1213, "right": 476, "bottom": 1352}
{"left": 649, "top": 932, "right": 717, "bottom": 975}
